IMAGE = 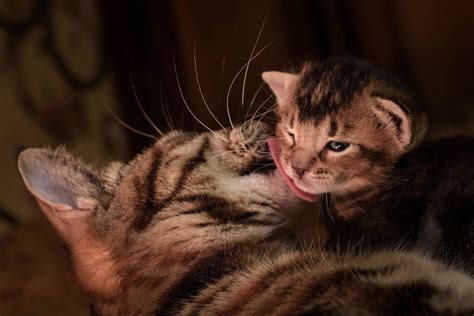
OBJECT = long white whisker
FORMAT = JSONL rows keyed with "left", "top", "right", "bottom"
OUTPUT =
{"left": 99, "top": 96, "right": 157, "bottom": 140}
{"left": 241, "top": 95, "right": 274, "bottom": 134}
{"left": 159, "top": 83, "right": 175, "bottom": 130}
{"left": 130, "top": 75, "right": 164, "bottom": 136}
{"left": 245, "top": 82, "right": 266, "bottom": 121}
{"left": 221, "top": 56, "right": 227, "bottom": 81}
{"left": 193, "top": 44, "right": 225, "bottom": 129}
{"left": 249, "top": 96, "right": 275, "bottom": 134}
{"left": 241, "top": 17, "right": 266, "bottom": 107}
{"left": 226, "top": 38, "right": 277, "bottom": 130}
{"left": 173, "top": 60, "right": 218, "bottom": 136}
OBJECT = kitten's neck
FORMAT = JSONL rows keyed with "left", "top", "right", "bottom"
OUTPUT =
{"left": 326, "top": 185, "right": 382, "bottom": 220}
{"left": 320, "top": 186, "right": 396, "bottom": 252}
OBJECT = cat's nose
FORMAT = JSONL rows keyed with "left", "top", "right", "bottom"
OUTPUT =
{"left": 291, "top": 164, "right": 307, "bottom": 178}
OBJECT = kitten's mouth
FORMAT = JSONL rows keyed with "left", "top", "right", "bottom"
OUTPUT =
{"left": 267, "top": 138, "right": 319, "bottom": 202}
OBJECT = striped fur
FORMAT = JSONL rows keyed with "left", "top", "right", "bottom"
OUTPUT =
{"left": 18, "top": 122, "right": 474, "bottom": 314}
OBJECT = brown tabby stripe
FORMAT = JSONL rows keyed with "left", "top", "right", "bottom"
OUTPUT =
{"left": 297, "top": 58, "right": 371, "bottom": 122}
{"left": 187, "top": 283, "right": 232, "bottom": 315}
{"left": 217, "top": 257, "right": 312, "bottom": 314}
{"left": 133, "top": 146, "right": 164, "bottom": 230}
{"left": 177, "top": 195, "right": 229, "bottom": 216}
{"left": 134, "top": 136, "right": 210, "bottom": 230}
{"left": 300, "top": 282, "right": 438, "bottom": 315}
{"left": 155, "top": 245, "right": 252, "bottom": 315}
{"left": 300, "top": 267, "right": 401, "bottom": 307}
{"left": 328, "top": 119, "right": 338, "bottom": 137}
{"left": 357, "top": 144, "right": 388, "bottom": 166}
{"left": 173, "top": 193, "right": 227, "bottom": 205}
{"left": 177, "top": 195, "right": 275, "bottom": 227}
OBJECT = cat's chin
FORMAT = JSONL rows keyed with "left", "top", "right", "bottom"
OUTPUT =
{"left": 267, "top": 138, "right": 319, "bottom": 203}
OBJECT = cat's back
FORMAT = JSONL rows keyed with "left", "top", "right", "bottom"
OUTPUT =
{"left": 395, "top": 136, "right": 474, "bottom": 186}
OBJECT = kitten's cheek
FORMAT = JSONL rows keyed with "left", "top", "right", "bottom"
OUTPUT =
{"left": 335, "top": 173, "right": 349, "bottom": 183}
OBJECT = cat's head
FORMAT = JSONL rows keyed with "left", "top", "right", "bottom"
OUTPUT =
{"left": 17, "top": 122, "right": 298, "bottom": 311}
{"left": 263, "top": 57, "right": 427, "bottom": 199}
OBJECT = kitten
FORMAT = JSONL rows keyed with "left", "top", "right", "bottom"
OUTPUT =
{"left": 18, "top": 121, "right": 474, "bottom": 314}
{"left": 263, "top": 57, "right": 474, "bottom": 272}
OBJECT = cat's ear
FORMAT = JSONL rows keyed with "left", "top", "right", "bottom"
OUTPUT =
{"left": 18, "top": 148, "right": 103, "bottom": 240}
{"left": 372, "top": 97, "right": 412, "bottom": 150}
{"left": 261, "top": 71, "right": 298, "bottom": 104}
{"left": 101, "top": 160, "right": 127, "bottom": 193}
{"left": 18, "top": 148, "right": 120, "bottom": 299}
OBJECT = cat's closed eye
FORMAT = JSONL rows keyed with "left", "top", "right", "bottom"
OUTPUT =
{"left": 327, "top": 141, "right": 350, "bottom": 152}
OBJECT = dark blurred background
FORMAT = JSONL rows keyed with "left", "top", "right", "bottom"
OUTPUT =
{"left": 1, "top": 1, "right": 473, "bottom": 314}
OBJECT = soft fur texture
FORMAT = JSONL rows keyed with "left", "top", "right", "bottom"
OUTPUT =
{"left": 18, "top": 121, "right": 474, "bottom": 314}
{"left": 263, "top": 57, "right": 474, "bottom": 272}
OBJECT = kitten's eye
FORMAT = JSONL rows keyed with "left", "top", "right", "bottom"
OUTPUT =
{"left": 287, "top": 131, "right": 295, "bottom": 143}
{"left": 327, "top": 141, "right": 350, "bottom": 152}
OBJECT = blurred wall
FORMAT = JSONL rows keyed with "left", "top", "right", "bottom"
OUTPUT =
{"left": 103, "top": 0, "right": 474, "bottom": 150}
{"left": 0, "top": 1, "right": 125, "bottom": 315}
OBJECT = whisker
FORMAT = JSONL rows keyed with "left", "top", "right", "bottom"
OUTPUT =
{"left": 244, "top": 96, "right": 276, "bottom": 129}
{"left": 221, "top": 24, "right": 239, "bottom": 82}
{"left": 226, "top": 38, "right": 277, "bottom": 131}
{"left": 245, "top": 82, "right": 267, "bottom": 121}
{"left": 194, "top": 44, "right": 225, "bottom": 129}
{"left": 164, "top": 95, "right": 176, "bottom": 130}
{"left": 338, "top": 192, "right": 365, "bottom": 221}
{"left": 173, "top": 59, "right": 222, "bottom": 139}
{"left": 221, "top": 56, "right": 227, "bottom": 81}
{"left": 130, "top": 75, "right": 164, "bottom": 136}
{"left": 249, "top": 97, "right": 276, "bottom": 134}
{"left": 160, "top": 83, "right": 175, "bottom": 130}
{"left": 241, "top": 17, "right": 266, "bottom": 108}
{"left": 247, "top": 163, "right": 275, "bottom": 174}
{"left": 240, "top": 96, "right": 275, "bottom": 134}
{"left": 254, "top": 102, "right": 279, "bottom": 127}
{"left": 99, "top": 95, "right": 157, "bottom": 140}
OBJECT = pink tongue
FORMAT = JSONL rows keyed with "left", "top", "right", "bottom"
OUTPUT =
{"left": 267, "top": 138, "right": 318, "bottom": 202}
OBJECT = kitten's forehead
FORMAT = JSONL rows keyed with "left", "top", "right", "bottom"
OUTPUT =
{"left": 286, "top": 102, "right": 362, "bottom": 134}
{"left": 293, "top": 118, "right": 332, "bottom": 150}
{"left": 296, "top": 58, "right": 375, "bottom": 123}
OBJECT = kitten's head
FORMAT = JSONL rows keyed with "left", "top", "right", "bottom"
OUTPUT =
{"left": 263, "top": 57, "right": 427, "bottom": 199}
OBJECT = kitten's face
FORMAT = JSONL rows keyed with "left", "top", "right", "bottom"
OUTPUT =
{"left": 263, "top": 58, "right": 426, "bottom": 199}
{"left": 276, "top": 98, "right": 401, "bottom": 196}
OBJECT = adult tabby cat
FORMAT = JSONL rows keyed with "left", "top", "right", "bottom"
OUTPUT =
{"left": 18, "top": 121, "right": 474, "bottom": 314}
{"left": 262, "top": 57, "right": 474, "bottom": 272}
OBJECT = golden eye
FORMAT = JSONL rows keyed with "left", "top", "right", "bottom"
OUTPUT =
{"left": 327, "top": 141, "right": 350, "bottom": 152}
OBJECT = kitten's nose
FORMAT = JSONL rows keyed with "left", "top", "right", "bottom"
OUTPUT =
{"left": 291, "top": 165, "right": 307, "bottom": 178}
{"left": 290, "top": 149, "right": 313, "bottom": 179}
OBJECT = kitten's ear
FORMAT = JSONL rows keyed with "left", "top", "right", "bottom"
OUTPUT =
{"left": 372, "top": 97, "right": 412, "bottom": 150}
{"left": 261, "top": 71, "right": 298, "bottom": 104}
{"left": 18, "top": 148, "right": 120, "bottom": 299}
